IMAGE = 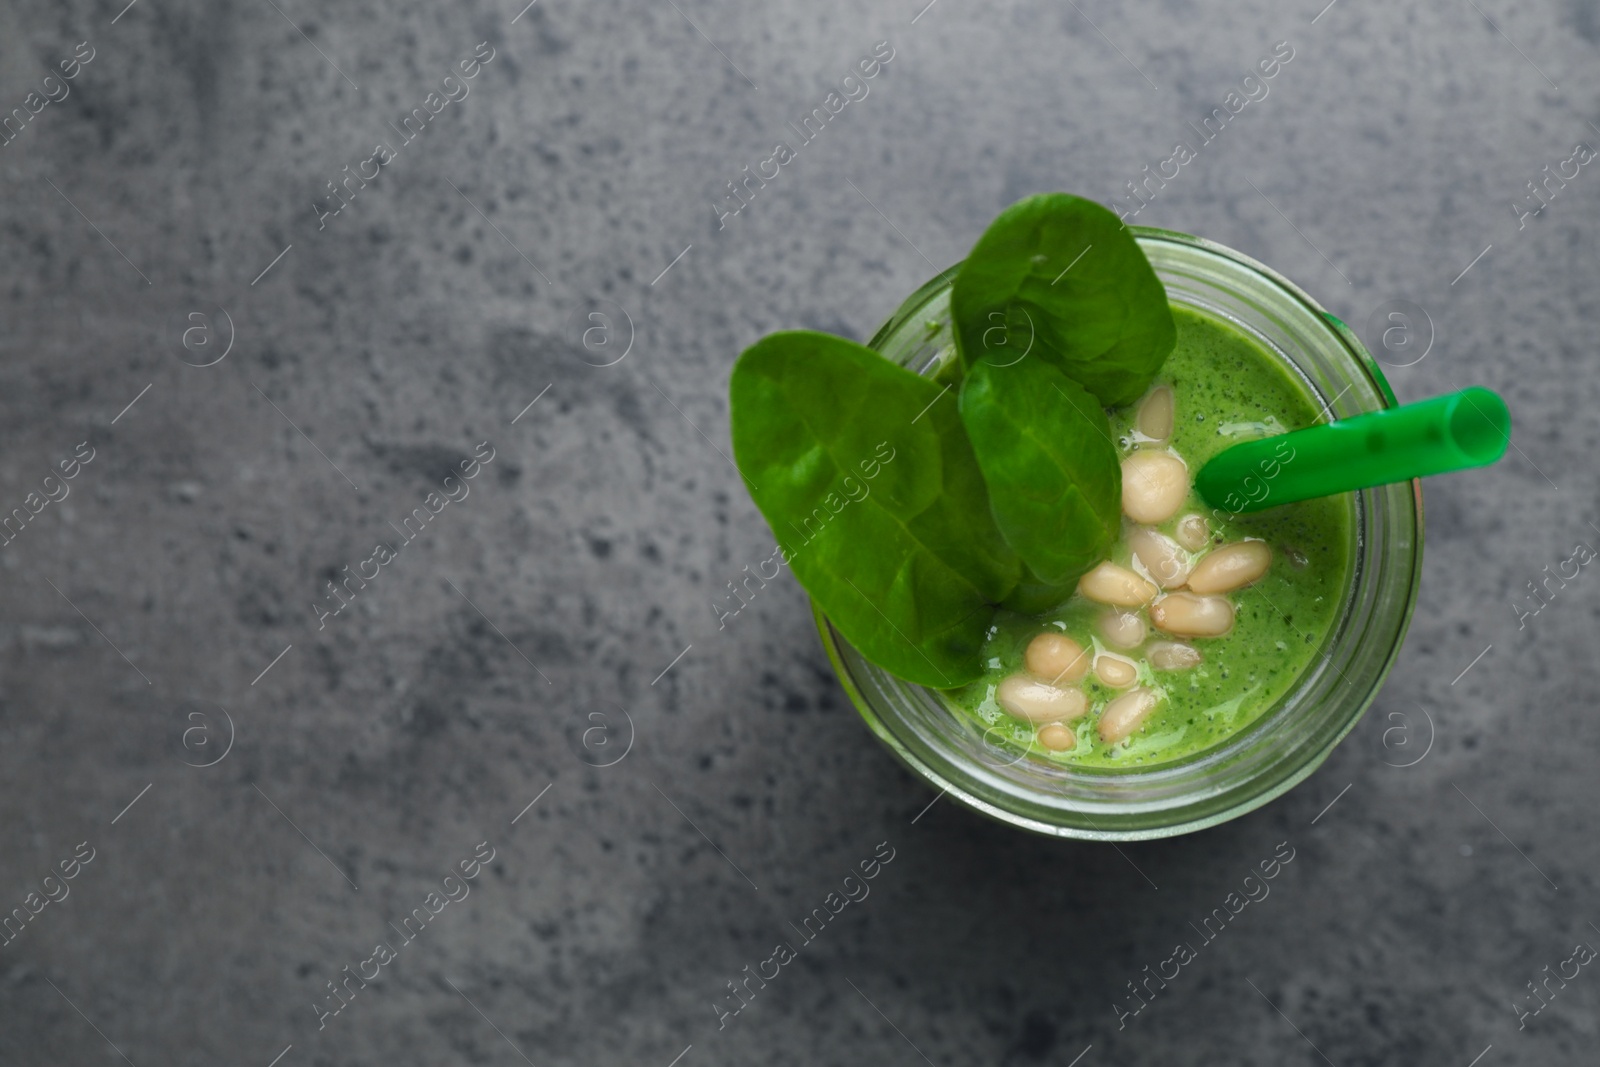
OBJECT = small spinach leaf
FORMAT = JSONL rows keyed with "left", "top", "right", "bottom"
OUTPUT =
{"left": 959, "top": 357, "right": 1121, "bottom": 610}
{"left": 951, "top": 193, "right": 1175, "bottom": 406}
{"left": 730, "top": 331, "right": 1019, "bottom": 687}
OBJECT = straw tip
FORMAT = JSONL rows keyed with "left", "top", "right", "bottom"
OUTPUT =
{"left": 1448, "top": 387, "right": 1511, "bottom": 467}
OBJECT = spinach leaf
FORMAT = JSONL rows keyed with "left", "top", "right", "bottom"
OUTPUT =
{"left": 729, "top": 331, "right": 1019, "bottom": 687}
{"left": 950, "top": 193, "right": 1175, "bottom": 407}
{"left": 959, "top": 357, "right": 1121, "bottom": 610}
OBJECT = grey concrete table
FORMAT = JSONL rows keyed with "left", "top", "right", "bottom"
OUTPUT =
{"left": 0, "top": 0, "right": 1594, "bottom": 1064}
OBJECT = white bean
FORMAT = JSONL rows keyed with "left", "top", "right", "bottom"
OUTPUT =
{"left": 1128, "top": 526, "right": 1191, "bottom": 589}
{"left": 1122, "top": 451, "right": 1190, "bottom": 524}
{"left": 1188, "top": 540, "right": 1272, "bottom": 594}
{"left": 1136, "top": 384, "right": 1175, "bottom": 443}
{"left": 1149, "top": 592, "right": 1236, "bottom": 637}
{"left": 1096, "top": 608, "right": 1147, "bottom": 649}
{"left": 1097, "top": 686, "right": 1162, "bottom": 744}
{"left": 1024, "top": 632, "right": 1089, "bottom": 684}
{"left": 1094, "top": 654, "right": 1138, "bottom": 688}
{"left": 1037, "top": 724, "right": 1076, "bottom": 752}
{"left": 1078, "top": 562, "right": 1158, "bottom": 607}
{"left": 1175, "top": 513, "right": 1210, "bottom": 552}
{"left": 1148, "top": 640, "right": 1203, "bottom": 670}
{"left": 996, "top": 675, "right": 1088, "bottom": 724}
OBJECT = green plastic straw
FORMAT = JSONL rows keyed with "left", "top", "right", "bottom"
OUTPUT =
{"left": 1194, "top": 387, "right": 1510, "bottom": 514}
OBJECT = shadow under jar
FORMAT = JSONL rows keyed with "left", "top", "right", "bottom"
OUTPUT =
{"left": 813, "top": 228, "right": 1423, "bottom": 840}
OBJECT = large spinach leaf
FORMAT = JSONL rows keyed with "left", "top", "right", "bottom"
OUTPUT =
{"left": 950, "top": 193, "right": 1175, "bottom": 406}
{"left": 729, "top": 331, "right": 1019, "bottom": 687}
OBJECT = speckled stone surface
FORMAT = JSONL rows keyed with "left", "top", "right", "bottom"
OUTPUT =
{"left": 1, "top": 0, "right": 1596, "bottom": 1063}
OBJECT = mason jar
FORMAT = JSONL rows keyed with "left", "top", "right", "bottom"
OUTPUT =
{"left": 812, "top": 228, "right": 1423, "bottom": 840}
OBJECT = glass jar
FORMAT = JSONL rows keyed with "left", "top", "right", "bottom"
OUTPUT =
{"left": 812, "top": 228, "right": 1423, "bottom": 840}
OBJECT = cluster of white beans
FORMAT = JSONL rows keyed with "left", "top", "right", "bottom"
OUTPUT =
{"left": 994, "top": 383, "right": 1273, "bottom": 754}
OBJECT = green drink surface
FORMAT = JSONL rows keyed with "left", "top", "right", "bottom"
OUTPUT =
{"left": 942, "top": 304, "right": 1354, "bottom": 768}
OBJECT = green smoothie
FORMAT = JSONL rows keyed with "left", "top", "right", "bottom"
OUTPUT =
{"left": 943, "top": 304, "right": 1353, "bottom": 767}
